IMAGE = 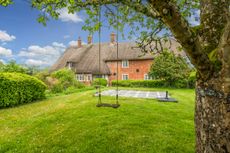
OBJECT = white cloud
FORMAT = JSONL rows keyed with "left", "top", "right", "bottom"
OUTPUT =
{"left": 0, "top": 59, "right": 5, "bottom": 64}
{"left": 52, "top": 42, "right": 65, "bottom": 48}
{"left": 69, "top": 40, "right": 78, "bottom": 47}
{"left": 18, "top": 42, "right": 66, "bottom": 66}
{"left": 0, "top": 46, "right": 12, "bottom": 56}
{"left": 58, "top": 8, "right": 83, "bottom": 23}
{"left": 69, "top": 40, "right": 86, "bottom": 47}
{"left": 1, "top": 42, "right": 7, "bottom": 46}
{"left": 64, "top": 35, "right": 70, "bottom": 39}
{"left": 0, "top": 30, "right": 16, "bottom": 42}
{"left": 25, "top": 59, "right": 48, "bottom": 66}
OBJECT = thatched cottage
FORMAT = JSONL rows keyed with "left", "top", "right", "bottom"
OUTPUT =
{"left": 50, "top": 33, "right": 182, "bottom": 85}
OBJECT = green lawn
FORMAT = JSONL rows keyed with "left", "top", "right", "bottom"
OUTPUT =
{"left": 0, "top": 88, "right": 195, "bottom": 153}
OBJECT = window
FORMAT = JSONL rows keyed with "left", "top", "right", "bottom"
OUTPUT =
{"left": 77, "top": 74, "right": 84, "bottom": 81}
{"left": 122, "top": 74, "right": 129, "bottom": 80}
{"left": 144, "top": 74, "right": 151, "bottom": 80}
{"left": 67, "top": 62, "right": 73, "bottom": 69}
{"left": 122, "top": 60, "right": 129, "bottom": 68}
{"left": 87, "top": 75, "right": 91, "bottom": 81}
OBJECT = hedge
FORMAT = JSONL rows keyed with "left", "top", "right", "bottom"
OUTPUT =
{"left": 92, "top": 78, "right": 108, "bottom": 87}
{"left": 0, "top": 72, "right": 47, "bottom": 108}
{"left": 188, "top": 71, "right": 196, "bottom": 88}
{"left": 111, "top": 80, "right": 166, "bottom": 88}
{"left": 111, "top": 79, "right": 196, "bottom": 88}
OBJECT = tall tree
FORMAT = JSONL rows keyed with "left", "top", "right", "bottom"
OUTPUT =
{"left": 2, "top": 0, "right": 230, "bottom": 152}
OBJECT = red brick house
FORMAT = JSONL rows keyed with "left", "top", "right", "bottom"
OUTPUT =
{"left": 50, "top": 33, "right": 181, "bottom": 85}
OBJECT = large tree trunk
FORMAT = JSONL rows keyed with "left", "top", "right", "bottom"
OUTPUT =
{"left": 195, "top": 77, "right": 230, "bottom": 153}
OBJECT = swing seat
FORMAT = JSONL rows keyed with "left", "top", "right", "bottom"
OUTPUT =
{"left": 157, "top": 98, "right": 178, "bottom": 102}
{"left": 157, "top": 91, "right": 178, "bottom": 102}
{"left": 96, "top": 103, "right": 120, "bottom": 108}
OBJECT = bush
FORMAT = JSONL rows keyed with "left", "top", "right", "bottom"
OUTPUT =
{"left": 34, "top": 70, "right": 50, "bottom": 83}
{"left": 111, "top": 80, "right": 166, "bottom": 88}
{"left": 50, "top": 83, "right": 64, "bottom": 93}
{"left": 92, "top": 78, "right": 108, "bottom": 87}
{"left": 50, "top": 68, "right": 85, "bottom": 93}
{"left": 149, "top": 51, "right": 191, "bottom": 86}
{"left": 174, "top": 79, "right": 188, "bottom": 88}
{"left": 188, "top": 71, "right": 196, "bottom": 88}
{"left": 0, "top": 73, "right": 47, "bottom": 108}
{"left": 0, "top": 61, "right": 28, "bottom": 74}
{"left": 51, "top": 68, "right": 76, "bottom": 89}
{"left": 111, "top": 79, "right": 194, "bottom": 88}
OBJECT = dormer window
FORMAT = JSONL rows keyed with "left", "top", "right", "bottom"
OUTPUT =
{"left": 67, "top": 62, "right": 73, "bottom": 69}
{"left": 122, "top": 60, "right": 129, "bottom": 68}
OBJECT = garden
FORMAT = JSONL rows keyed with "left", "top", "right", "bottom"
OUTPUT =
{"left": 0, "top": 87, "right": 195, "bottom": 153}
{"left": 0, "top": 53, "right": 196, "bottom": 153}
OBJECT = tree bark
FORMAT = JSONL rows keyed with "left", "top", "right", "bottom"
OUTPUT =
{"left": 195, "top": 78, "right": 230, "bottom": 153}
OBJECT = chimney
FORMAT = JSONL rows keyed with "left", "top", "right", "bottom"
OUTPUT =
{"left": 78, "top": 37, "right": 82, "bottom": 47}
{"left": 110, "top": 32, "right": 116, "bottom": 44}
{"left": 87, "top": 35, "right": 92, "bottom": 44}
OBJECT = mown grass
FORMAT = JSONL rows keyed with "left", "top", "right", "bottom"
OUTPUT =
{"left": 0, "top": 88, "right": 195, "bottom": 153}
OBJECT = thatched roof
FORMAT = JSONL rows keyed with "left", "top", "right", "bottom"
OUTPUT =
{"left": 50, "top": 40, "right": 184, "bottom": 74}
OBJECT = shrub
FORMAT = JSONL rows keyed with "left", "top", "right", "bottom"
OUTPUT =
{"left": 92, "top": 78, "right": 108, "bottom": 87}
{"left": 149, "top": 51, "right": 191, "bottom": 86}
{"left": 0, "top": 72, "right": 47, "bottom": 108}
{"left": 188, "top": 71, "right": 196, "bottom": 88}
{"left": 111, "top": 80, "right": 166, "bottom": 88}
{"left": 50, "top": 83, "right": 64, "bottom": 93}
{"left": 34, "top": 70, "right": 50, "bottom": 83}
{"left": 174, "top": 79, "right": 188, "bottom": 88}
{"left": 50, "top": 68, "right": 85, "bottom": 93}
{"left": 0, "top": 60, "right": 28, "bottom": 74}
{"left": 51, "top": 68, "right": 76, "bottom": 89}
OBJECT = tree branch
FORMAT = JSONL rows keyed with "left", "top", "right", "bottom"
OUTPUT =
{"left": 219, "top": 17, "right": 230, "bottom": 82}
{"left": 200, "top": 0, "right": 229, "bottom": 53}
{"left": 149, "top": 0, "right": 214, "bottom": 80}
{"left": 120, "top": 1, "right": 160, "bottom": 18}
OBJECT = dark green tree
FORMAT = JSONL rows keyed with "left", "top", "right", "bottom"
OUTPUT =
{"left": 0, "top": 61, "right": 4, "bottom": 67}
{"left": 0, "top": 60, "right": 28, "bottom": 74}
{"left": 149, "top": 51, "right": 190, "bottom": 86}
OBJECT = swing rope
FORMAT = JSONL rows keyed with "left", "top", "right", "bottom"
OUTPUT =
{"left": 96, "top": 2, "right": 120, "bottom": 108}
{"left": 98, "top": 2, "right": 102, "bottom": 105}
{"left": 116, "top": 3, "right": 119, "bottom": 105}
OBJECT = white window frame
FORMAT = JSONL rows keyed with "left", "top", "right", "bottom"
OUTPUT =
{"left": 122, "top": 74, "right": 129, "bottom": 80}
{"left": 122, "top": 60, "right": 129, "bottom": 68}
{"left": 87, "top": 75, "right": 91, "bottom": 81}
{"left": 68, "top": 62, "right": 72, "bottom": 69}
{"left": 77, "top": 74, "right": 84, "bottom": 81}
{"left": 144, "top": 74, "right": 151, "bottom": 80}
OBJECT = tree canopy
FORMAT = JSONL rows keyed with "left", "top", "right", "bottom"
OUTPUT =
{"left": 149, "top": 50, "right": 191, "bottom": 86}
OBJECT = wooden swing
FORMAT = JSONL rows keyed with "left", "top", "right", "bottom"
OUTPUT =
{"left": 96, "top": 3, "right": 120, "bottom": 108}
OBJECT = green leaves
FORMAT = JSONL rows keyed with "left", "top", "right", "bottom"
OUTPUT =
{"left": 50, "top": 68, "right": 84, "bottom": 93}
{"left": 149, "top": 50, "right": 191, "bottom": 86}
{"left": 0, "top": 60, "right": 28, "bottom": 74}
{"left": 0, "top": 0, "right": 13, "bottom": 7}
{"left": 37, "top": 15, "right": 49, "bottom": 26}
{"left": 0, "top": 72, "right": 47, "bottom": 108}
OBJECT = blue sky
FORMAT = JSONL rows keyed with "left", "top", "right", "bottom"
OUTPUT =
{"left": 0, "top": 0, "right": 200, "bottom": 67}
{"left": 0, "top": 0, "right": 128, "bottom": 67}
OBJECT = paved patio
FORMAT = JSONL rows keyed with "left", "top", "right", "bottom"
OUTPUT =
{"left": 101, "top": 90, "right": 168, "bottom": 99}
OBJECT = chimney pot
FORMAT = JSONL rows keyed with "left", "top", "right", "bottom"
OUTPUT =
{"left": 78, "top": 37, "right": 82, "bottom": 47}
{"left": 88, "top": 35, "right": 92, "bottom": 44}
{"left": 110, "top": 32, "right": 116, "bottom": 43}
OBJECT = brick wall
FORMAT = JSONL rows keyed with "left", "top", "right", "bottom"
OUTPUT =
{"left": 106, "top": 59, "right": 153, "bottom": 84}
